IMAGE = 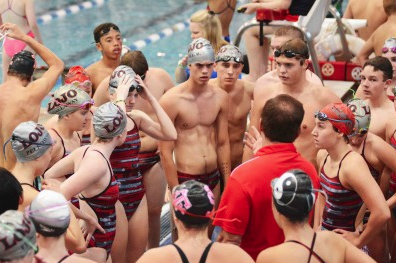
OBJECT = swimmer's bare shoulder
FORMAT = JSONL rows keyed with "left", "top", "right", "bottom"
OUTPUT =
{"left": 310, "top": 83, "right": 341, "bottom": 105}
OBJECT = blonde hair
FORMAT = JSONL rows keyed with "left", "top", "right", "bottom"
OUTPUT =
{"left": 190, "top": 9, "right": 228, "bottom": 53}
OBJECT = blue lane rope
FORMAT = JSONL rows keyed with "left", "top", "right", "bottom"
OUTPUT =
{"left": 37, "top": 0, "right": 108, "bottom": 25}
{"left": 128, "top": 19, "right": 190, "bottom": 50}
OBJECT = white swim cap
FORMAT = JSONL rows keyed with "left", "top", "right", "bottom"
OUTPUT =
{"left": 93, "top": 102, "right": 127, "bottom": 139}
{"left": 4, "top": 121, "right": 53, "bottom": 162}
{"left": 28, "top": 190, "right": 70, "bottom": 237}
{"left": 109, "top": 65, "right": 141, "bottom": 94}
{"left": 215, "top": 44, "right": 244, "bottom": 63}
{"left": 187, "top": 38, "right": 215, "bottom": 65}
{"left": 47, "top": 84, "right": 93, "bottom": 116}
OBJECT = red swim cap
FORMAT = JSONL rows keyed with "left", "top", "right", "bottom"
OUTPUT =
{"left": 318, "top": 103, "right": 355, "bottom": 136}
{"left": 65, "top": 66, "right": 90, "bottom": 84}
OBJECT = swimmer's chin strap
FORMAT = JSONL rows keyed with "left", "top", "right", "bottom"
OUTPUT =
{"left": 175, "top": 205, "right": 241, "bottom": 223}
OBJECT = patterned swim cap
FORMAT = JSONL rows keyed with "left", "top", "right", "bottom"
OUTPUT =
{"left": 187, "top": 38, "right": 215, "bottom": 65}
{"left": 382, "top": 37, "right": 396, "bottom": 53}
{"left": 47, "top": 84, "right": 93, "bottom": 117}
{"left": 316, "top": 103, "right": 355, "bottom": 136}
{"left": 109, "top": 65, "right": 141, "bottom": 94}
{"left": 172, "top": 180, "right": 215, "bottom": 226}
{"left": 8, "top": 50, "right": 36, "bottom": 78}
{"left": 4, "top": 121, "right": 53, "bottom": 162}
{"left": 215, "top": 44, "right": 244, "bottom": 63}
{"left": 347, "top": 98, "right": 371, "bottom": 135}
{"left": 93, "top": 102, "right": 127, "bottom": 139}
{"left": 0, "top": 210, "right": 37, "bottom": 261}
{"left": 28, "top": 190, "right": 70, "bottom": 237}
{"left": 271, "top": 169, "right": 315, "bottom": 220}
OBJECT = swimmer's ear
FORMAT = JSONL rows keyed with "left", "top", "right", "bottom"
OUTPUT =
{"left": 96, "top": 42, "right": 103, "bottom": 52}
{"left": 385, "top": 78, "right": 392, "bottom": 87}
{"left": 301, "top": 59, "right": 308, "bottom": 69}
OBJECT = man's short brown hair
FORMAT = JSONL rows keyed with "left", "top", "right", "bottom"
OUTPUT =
{"left": 121, "top": 50, "right": 149, "bottom": 77}
{"left": 261, "top": 94, "right": 304, "bottom": 143}
{"left": 383, "top": 0, "right": 396, "bottom": 16}
{"left": 274, "top": 25, "right": 305, "bottom": 40}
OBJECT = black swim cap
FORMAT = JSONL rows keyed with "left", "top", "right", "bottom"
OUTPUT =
{"left": 172, "top": 180, "right": 215, "bottom": 226}
{"left": 8, "top": 50, "right": 35, "bottom": 78}
{"left": 271, "top": 169, "right": 315, "bottom": 221}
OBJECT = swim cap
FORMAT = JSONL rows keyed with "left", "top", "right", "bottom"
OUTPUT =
{"left": 347, "top": 98, "right": 371, "bottom": 135}
{"left": 4, "top": 121, "right": 53, "bottom": 162}
{"left": 8, "top": 50, "right": 35, "bottom": 77}
{"left": 316, "top": 103, "right": 355, "bottom": 136}
{"left": 187, "top": 38, "right": 215, "bottom": 65}
{"left": 93, "top": 102, "right": 127, "bottom": 139}
{"left": 215, "top": 44, "right": 244, "bottom": 63}
{"left": 28, "top": 190, "right": 70, "bottom": 237}
{"left": 109, "top": 65, "right": 141, "bottom": 94}
{"left": 0, "top": 210, "right": 37, "bottom": 261}
{"left": 172, "top": 180, "right": 215, "bottom": 226}
{"left": 65, "top": 66, "right": 91, "bottom": 85}
{"left": 272, "top": 169, "right": 315, "bottom": 220}
{"left": 47, "top": 84, "right": 93, "bottom": 117}
{"left": 382, "top": 37, "right": 396, "bottom": 53}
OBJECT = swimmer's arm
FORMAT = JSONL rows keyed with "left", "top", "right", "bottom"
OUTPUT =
{"left": 65, "top": 206, "right": 86, "bottom": 253}
{"left": 217, "top": 229, "right": 242, "bottom": 246}
{"left": 335, "top": 156, "right": 390, "bottom": 248}
{"left": 155, "top": 68, "right": 175, "bottom": 93}
{"left": 342, "top": 1, "right": 353, "bottom": 19}
{"left": 373, "top": 136, "right": 396, "bottom": 175}
{"left": 174, "top": 56, "right": 188, "bottom": 83}
{"left": 356, "top": 34, "right": 374, "bottom": 65}
{"left": 216, "top": 92, "right": 231, "bottom": 183}
{"left": 159, "top": 140, "right": 178, "bottom": 190}
{"left": 44, "top": 150, "right": 76, "bottom": 180}
{"left": 239, "top": 0, "right": 292, "bottom": 14}
{"left": 93, "top": 76, "right": 111, "bottom": 107}
{"left": 25, "top": 0, "right": 43, "bottom": 44}
{"left": 313, "top": 150, "right": 327, "bottom": 230}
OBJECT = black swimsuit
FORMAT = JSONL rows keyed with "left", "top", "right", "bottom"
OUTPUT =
{"left": 286, "top": 233, "right": 325, "bottom": 263}
{"left": 173, "top": 242, "right": 214, "bottom": 263}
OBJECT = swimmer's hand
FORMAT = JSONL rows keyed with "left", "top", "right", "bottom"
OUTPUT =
{"left": 41, "top": 178, "right": 62, "bottom": 192}
{"left": 243, "top": 126, "right": 262, "bottom": 154}
{"left": 0, "top": 23, "right": 25, "bottom": 40}
{"left": 116, "top": 75, "right": 134, "bottom": 101}
{"left": 333, "top": 228, "right": 361, "bottom": 248}
{"left": 177, "top": 55, "right": 188, "bottom": 69}
{"left": 239, "top": 3, "right": 261, "bottom": 14}
{"left": 81, "top": 213, "right": 106, "bottom": 246}
{"left": 135, "top": 75, "right": 151, "bottom": 101}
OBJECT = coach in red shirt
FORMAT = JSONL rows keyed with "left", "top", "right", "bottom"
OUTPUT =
{"left": 214, "top": 94, "right": 319, "bottom": 260}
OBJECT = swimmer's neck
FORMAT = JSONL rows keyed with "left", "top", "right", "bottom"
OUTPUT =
{"left": 12, "top": 163, "right": 38, "bottom": 183}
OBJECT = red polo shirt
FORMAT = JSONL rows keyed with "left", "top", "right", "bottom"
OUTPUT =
{"left": 214, "top": 143, "right": 319, "bottom": 260}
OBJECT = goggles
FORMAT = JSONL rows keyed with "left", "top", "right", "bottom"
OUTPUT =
{"left": 353, "top": 128, "right": 368, "bottom": 137}
{"left": 70, "top": 80, "right": 92, "bottom": 89}
{"left": 274, "top": 49, "right": 305, "bottom": 59}
{"left": 109, "top": 83, "right": 142, "bottom": 93}
{"left": 314, "top": 111, "right": 352, "bottom": 125}
{"left": 96, "top": 26, "right": 120, "bottom": 42}
{"left": 215, "top": 55, "right": 243, "bottom": 63}
{"left": 382, "top": 46, "right": 396, "bottom": 54}
{"left": 53, "top": 99, "right": 94, "bottom": 111}
{"left": 10, "top": 135, "right": 54, "bottom": 147}
{"left": 140, "top": 74, "right": 146, "bottom": 81}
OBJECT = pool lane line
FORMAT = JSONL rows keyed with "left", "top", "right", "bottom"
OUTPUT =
{"left": 37, "top": 0, "right": 108, "bottom": 25}
{"left": 128, "top": 19, "right": 190, "bottom": 50}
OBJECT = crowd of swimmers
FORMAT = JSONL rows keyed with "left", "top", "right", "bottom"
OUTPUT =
{"left": 2, "top": 0, "right": 396, "bottom": 262}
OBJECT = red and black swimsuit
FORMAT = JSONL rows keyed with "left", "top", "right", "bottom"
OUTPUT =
{"left": 79, "top": 148, "right": 119, "bottom": 258}
{"left": 110, "top": 116, "right": 145, "bottom": 220}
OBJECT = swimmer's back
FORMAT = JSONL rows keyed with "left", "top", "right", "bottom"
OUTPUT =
{"left": 137, "top": 242, "right": 254, "bottom": 263}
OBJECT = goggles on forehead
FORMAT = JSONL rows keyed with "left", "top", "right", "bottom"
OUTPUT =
{"left": 100, "top": 26, "right": 119, "bottom": 37}
{"left": 215, "top": 55, "right": 243, "bottom": 63}
{"left": 70, "top": 80, "right": 92, "bottom": 89}
{"left": 314, "top": 111, "right": 352, "bottom": 124}
{"left": 53, "top": 99, "right": 94, "bottom": 111}
{"left": 11, "top": 135, "right": 53, "bottom": 147}
{"left": 382, "top": 46, "right": 396, "bottom": 54}
{"left": 274, "top": 49, "right": 305, "bottom": 59}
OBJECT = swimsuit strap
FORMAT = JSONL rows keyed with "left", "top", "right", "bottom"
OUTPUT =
{"left": 337, "top": 151, "right": 352, "bottom": 177}
{"left": 286, "top": 233, "right": 325, "bottom": 263}
{"left": 173, "top": 243, "right": 189, "bottom": 263}
{"left": 207, "top": 0, "right": 235, "bottom": 15}
{"left": 79, "top": 148, "right": 113, "bottom": 200}
{"left": 20, "top": 182, "right": 38, "bottom": 191}
{"left": 51, "top": 128, "right": 67, "bottom": 158}
{"left": 361, "top": 136, "right": 367, "bottom": 157}
{"left": 322, "top": 154, "right": 330, "bottom": 168}
{"left": 76, "top": 132, "right": 82, "bottom": 142}
{"left": 58, "top": 255, "right": 70, "bottom": 263}
{"left": 199, "top": 242, "right": 214, "bottom": 263}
